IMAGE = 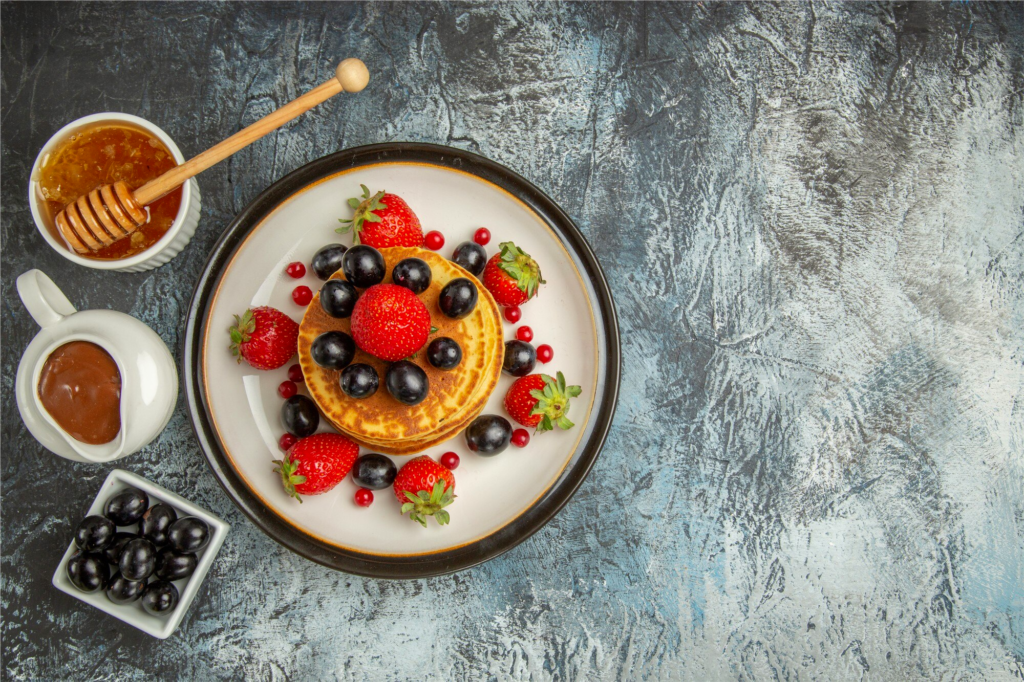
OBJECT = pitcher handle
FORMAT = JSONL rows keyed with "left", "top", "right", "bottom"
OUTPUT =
{"left": 17, "top": 270, "right": 77, "bottom": 328}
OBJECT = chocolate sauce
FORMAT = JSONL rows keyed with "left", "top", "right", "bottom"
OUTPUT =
{"left": 38, "top": 341, "right": 121, "bottom": 445}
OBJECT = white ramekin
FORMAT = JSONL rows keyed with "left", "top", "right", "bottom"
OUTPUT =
{"left": 28, "top": 112, "right": 201, "bottom": 273}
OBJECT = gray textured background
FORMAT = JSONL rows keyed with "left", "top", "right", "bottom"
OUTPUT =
{"left": 2, "top": 2, "right": 1023, "bottom": 680}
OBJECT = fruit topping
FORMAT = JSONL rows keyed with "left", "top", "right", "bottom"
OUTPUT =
{"left": 342, "top": 244, "right": 387, "bottom": 288}
{"left": 273, "top": 432, "right": 359, "bottom": 501}
{"left": 351, "top": 284, "right": 431, "bottom": 361}
{"left": 511, "top": 429, "right": 530, "bottom": 448}
{"left": 465, "top": 415, "right": 513, "bottom": 456}
{"left": 168, "top": 517, "right": 211, "bottom": 553}
{"left": 286, "top": 262, "right": 306, "bottom": 278}
{"left": 474, "top": 227, "right": 491, "bottom": 246}
{"left": 279, "top": 433, "right": 298, "bottom": 451}
{"left": 393, "top": 456, "right": 455, "bottom": 527}
{"left": 292, "top": 285, "right": 313, "bottom": 306}
{"left": 311, "top": 331, "right": 356, "bottom": 370}
{"left": 155, "top": 548, "right": 197, "bottom": 581}
{"left": 352, "top": 453, "right": 398, "bottom": 490}
{"left": 104, "top": 487, "right": 149, "bottom": 526}
{"left": 440, "top": 452, "right": 460, "bottom": 470}
{"left": 229, "top": 307, "right": 299, "bottom": 371}
{"left": 278, "top": 380, "right": 297, "bottom": 399}
{"left": 67, "top": 552, "right": 108, "bottom": 592}
{"left": 503, "top": 305, "right": 522, "bottom": 323}
{"left": 516, "top": 326, "right": 534, "bottom": 342}
{"left": 502, "top": 340, "right": 537, "bottom": 377}
{"left": 385, "top": 361, "right": 430, "bottom": 406}
{"left": 438, "top": 278, "right": 478, "bottom": 319}
{"left": 281, "top": 395, "right": 320, "bottom": 437}
{"left": 504, "top": 372, "right": 581, "bottom": 431}
{"left": 320, "top": 279, "right": 359, "bottom": 318}
{"left": 142, "top": 580, "right": 179, "bottom": 615}
{"left": 451, "top": 241, "right": 487, "bottom": 277}
{"left": 354, "top": 488, "right": 374, "bottom": 507}
{"left": 427, "top": 337, "right": 462, "bottom": 370}
{"left": 119, "top": 537, "right": 157, "bottom": 581}
{"left": 102, "top": 532, "right": 136, "bottom": 565}
{"left": 340, "top": 363, "right": 380, "bottom": 399}
{"left": 312, "top": 243, "right": 348, "bottom": 280}
{"left": 536, "top": 344, "right": 553, "bottom": 363}
{"left": 392, "top": 257, "right": 432, "bottom": 294}
{"left": 139, "top": 504, "right": 177, "bottom": 547}
{"left": 75, "top": 515, "right": 115, "bottom": 551}
{"left": 106, "top": 573, "right": 146, "bottom": 604}
{"left": 287, "top": 363, "right": 304, "bottom": 383}
{"left": 482, "top": 241, "right": 544, "bottom": 307}
{"left": 425, "top": 230, "right": 445, "bottom": 250}
{"left": 338, "top": 186, "right": 424, "bottom": 248}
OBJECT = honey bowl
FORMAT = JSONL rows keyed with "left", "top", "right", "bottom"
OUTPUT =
{"left": 28, "top": 112, "right": 201, "bottom": 273}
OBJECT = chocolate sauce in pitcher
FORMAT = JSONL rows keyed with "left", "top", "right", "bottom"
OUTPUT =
{"left": 37, "top": 341, "right": 122, "bottom": 445}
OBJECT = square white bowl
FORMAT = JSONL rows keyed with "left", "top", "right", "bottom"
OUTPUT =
{"left": 52, "top": 469, "right": 229, "bottom": 639}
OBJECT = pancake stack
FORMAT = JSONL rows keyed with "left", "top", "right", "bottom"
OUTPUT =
{"left": 298, "top": 246, "right": 503, "bottom": 455}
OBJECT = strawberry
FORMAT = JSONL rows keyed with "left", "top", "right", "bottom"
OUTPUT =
{"left": 338, "top": 185, "right": 424, "bottom": 248}
{"left": 228, "top": 307, "right": 299, "bottom": 370}
{"left": 273, "top": 433, "right": 359, "bottom": 501}
{"left": 350, "top": 284, "right": 431, "bottom": 361}
{"left": 504, "top": 372, "right": 582, "bottom": 431}
{"left": 482, "top": 241, "right": 545, "bottom": 307}
{"left": 393, "top": 456, "right": 455, "bottom": 527}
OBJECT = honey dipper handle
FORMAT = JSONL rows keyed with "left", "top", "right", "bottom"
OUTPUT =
{"left": 133, "top": 59, "right": 370, "bottom": 206}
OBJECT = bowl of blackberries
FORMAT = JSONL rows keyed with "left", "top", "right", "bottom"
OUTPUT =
{"left": 52, "top": 469, "right": 229, "bottom": 639}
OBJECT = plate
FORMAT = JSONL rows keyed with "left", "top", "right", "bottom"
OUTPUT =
{"left": 183, "top": 143, "right": 620, "bottom": 577}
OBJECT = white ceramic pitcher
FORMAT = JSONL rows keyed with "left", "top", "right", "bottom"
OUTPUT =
{"left": 15, "top": 270, "right": 178, "bottom": 463}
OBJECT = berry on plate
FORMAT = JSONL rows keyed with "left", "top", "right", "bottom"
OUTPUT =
{"left": 354, "top": 488, "right": 374, "bottom": 507}
{"left": 286, "top": 262, "right": 306, "bottom": 278}
{"left": 288, "top": 363, "right": 304, "bottom": 383}
{"left": 229, "top": 307, "right": 299, "bottom": 370}
{"left": 425, "top": 230, "right": 445, "bottom": 250}
{"left": 440, "top": 451, "right": 460, "bottom": 470}
{"left": 504, "top": 372, "right": 582, "bottom": 431}
{"left": 482, "top": 241, "right": 544, "bottom": 307}
{"left": 511, "top": 428, "right": 530, "bottom": 448}
{"left": 474, "top": 227, "right": 491, "bottom": 246}
{"left": 465, "top": 414, "right": 513, "bottom": 456}
{"left": 338, "top": 185, "right": 424, "bottom": 248}
{"left": 278, "top": 380, "right": 297, "bottom": 399}
{"left": 274, "top": 433, "right": 359, "bottom": 501}
{"left": 393, "top": 456, "right": 455, "bottom": 527}
{"left": 503, "top": 306, "right": 522, "bottom": 323}
{"left": 536, "top": 344, "right": 553, "bottom": 363}
{"left": 350, "top": 284, "right": 431, "bottom": 362}
{"left": 516, "top": 326, "right": 533, "bottom": 342}
{"left": 292, "top": 285, "right": 313, "bottom": 306}
{"left": 311, "top": 243, "right": 348, "bottom": 280}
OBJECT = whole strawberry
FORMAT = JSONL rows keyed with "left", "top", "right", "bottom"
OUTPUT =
{"left": 350, "top": 284, "right": 431, "bottom": 362}
{"left": 273, "top": 433, "right": 359, "bottom": 501}
{"left": 393, "top": 456, "right": 455, "bottom": 527}
{"left": 338, "top": 185, "right": 424, "bottom": 248}
{"left": 229, "top": 307, "right": 299, "bottom": 370}
{"left": 482, "top": 241, "right": 545, "bottom": 307}
{"left": 504, "top": 371, "right": 582, "bottom": 431}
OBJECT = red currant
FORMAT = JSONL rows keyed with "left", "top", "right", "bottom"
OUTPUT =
{"left": 287, "top": 364, "right": 303, "bottom": 383}
{"left": 536, "top": 344, "right": 553, "bottom": 363}
{"left": 504, "top": 306, "right": 522, "bottom": 323}
{"left": 425, "top": 231, "right": 445, "bottom": 250}
{"left": 511, "top": 429, "right": 530, "bottom": 448}
{"left": 474, "top": 228, "right": 491, "bottom": 246}
{"left": 440, "top": 452, "right": 460, "bottom": 470}
{"left": 292, "top": 285, "right": 312, "bottom": 306}
{"left": 516, "top": 326, "right": 533, "bottom": 342}
{"left": 286, "top": 262, "right": 306, "bottom": 278}
{"left": 279, "top": 433, "right": 297, "bottom": 451}
{"left": 278, "top": 380, "right": 297, "bottom": 399}
{"left": 354, "top": 488, "right": 374, "bottom": 507}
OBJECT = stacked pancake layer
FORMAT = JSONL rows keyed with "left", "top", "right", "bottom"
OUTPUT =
{"left": 298, "top": 246, "right": 503, "bottom": 455}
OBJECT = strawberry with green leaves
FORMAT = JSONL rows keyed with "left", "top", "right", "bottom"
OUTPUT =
{"left": 228, "top": 306, "right": 299, "bottom": 370}
{"left": 273, "top": 433, "right": 359, "bottom": 501}
{"left": 482, "top": 241, "right": 545, "bottom": 307}
{"left": 338, "top": 185, "right": 424, "bottom": 248}
{"left": 393, "top": 456, "right": 455, "bottom": 527}
{"left": 504, "top": 371, "right": 582, "bottom": 431}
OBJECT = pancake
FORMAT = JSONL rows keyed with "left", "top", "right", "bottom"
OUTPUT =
{"left": 298, "top": 246, "right": 502, "bottom": 453}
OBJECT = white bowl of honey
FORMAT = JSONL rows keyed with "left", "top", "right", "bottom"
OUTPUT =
{"left": 29, "top": 113, "right": 201, "bottom": 273}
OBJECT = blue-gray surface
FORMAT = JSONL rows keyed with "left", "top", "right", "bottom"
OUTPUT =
{"left": 2, "top": 2, "right": 1023, "bottom": 679}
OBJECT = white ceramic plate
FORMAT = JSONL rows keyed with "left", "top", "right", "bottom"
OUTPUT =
{"left": 184, "top": 144, "right": 619, "bottom": 577}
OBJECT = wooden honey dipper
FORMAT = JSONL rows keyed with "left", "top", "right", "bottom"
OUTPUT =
{"left": 54, "top": 59, "right": 370, "bottom": 254}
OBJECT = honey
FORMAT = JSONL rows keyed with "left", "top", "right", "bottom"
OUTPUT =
{"left": 36, "top": 124, "right": 182, "bottom": 260}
